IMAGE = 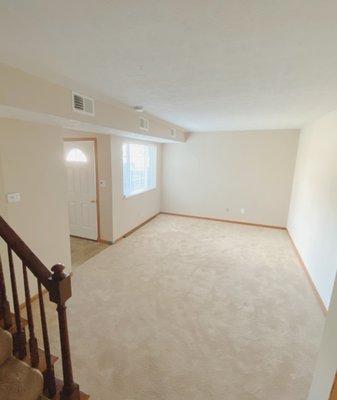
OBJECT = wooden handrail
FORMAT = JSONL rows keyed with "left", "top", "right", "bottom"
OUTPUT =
{"left": 0, "top": 216, "right": 51, "bottom": 289}
{"left": 0, "top": 214, "right": 82, "bottom": 400}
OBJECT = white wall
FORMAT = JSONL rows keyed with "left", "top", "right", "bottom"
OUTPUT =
{"left": 0, "top": 118, "right": 71, "bottom": 269}
{"left": 0, "top": 118, "right": 71, "bottom": 302}
{"left": 162, "top": 130, "right": 299, "bottom": 227}
{"left": 111, "top": 136, "right": 161, "bottom": 241}
{"left": 287, "top": 110, "right": 337, "bottom": 309}
{"left": 308, "top": 276, "right": 337, "bottom": 400}
{"left": 0, "top": 63, "right": 186, "bottom": 143}
{"left": 286, "top": 109, "right": 337, "bottom": 400}
{"left": 0, "top": 117, "right": 162, "bottom": 265}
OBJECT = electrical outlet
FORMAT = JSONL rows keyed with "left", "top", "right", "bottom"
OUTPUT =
{"left": 240, "top": 208, "right": 245, "bottom": 215}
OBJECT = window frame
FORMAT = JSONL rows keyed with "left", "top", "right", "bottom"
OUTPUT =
{"left": 122, "top": 142, "right": 157, "bottom": 199}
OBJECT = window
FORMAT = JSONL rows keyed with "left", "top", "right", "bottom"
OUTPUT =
{"left": 66, "top": 148, "right": 87, "bottom": 163}
{"left": 122, "top": 143, "right": 156, "bottom": 197}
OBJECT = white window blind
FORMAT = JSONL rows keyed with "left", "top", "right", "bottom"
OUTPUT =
{"left": 122, "top": 143, "right": 156, "bottom": 197}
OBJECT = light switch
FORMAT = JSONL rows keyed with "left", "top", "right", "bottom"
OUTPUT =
{"left": 99, "top": 179, "right": 106, "bottom": 188}
{"left": 7, "top": 192, "right": 21, "bottom": 203}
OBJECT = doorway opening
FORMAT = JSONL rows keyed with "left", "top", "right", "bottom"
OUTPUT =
{"left": 64, "top": 138, "right": 109, "bottom": 267}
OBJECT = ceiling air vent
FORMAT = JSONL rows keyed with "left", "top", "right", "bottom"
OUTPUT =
{"left": 139, "top": 116, "right": 149, "bottom": 131}
{"left": 72, "top": 92, "right": 95, "bottom": 116}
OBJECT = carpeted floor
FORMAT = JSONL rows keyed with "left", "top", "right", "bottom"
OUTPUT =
{"left": 31, "top": 214, "right": 325, "bottom": 400}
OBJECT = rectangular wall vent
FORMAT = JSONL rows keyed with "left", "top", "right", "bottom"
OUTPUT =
{"left": 72, "top": 92, "right": 95, "bottom": 116}
{"left": 139, "top": 116, "right": 149, "bottom": 131}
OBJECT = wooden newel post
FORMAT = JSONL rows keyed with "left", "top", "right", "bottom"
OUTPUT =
{"left": 50, "top": 264, "right": 80, "bottom": 400}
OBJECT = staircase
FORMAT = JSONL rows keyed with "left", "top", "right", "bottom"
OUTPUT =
{"left": 0, "top": 327, "right": 45, "bottom": 400}
{"left": 0, "top": 215, "right": 89, "bottom": 400}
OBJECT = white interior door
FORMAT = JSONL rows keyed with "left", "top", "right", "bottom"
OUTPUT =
{"left": 64, "top": 140, "right": 98, "bottom": 240}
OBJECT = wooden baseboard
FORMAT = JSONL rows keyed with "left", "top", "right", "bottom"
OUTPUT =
{"left": 99, "top": 211, "right": 285, "bottom": 244}
{"left": 114, "top": 213, "right": 160, "bottom": 243}
{"left": 329, "top": 372, "right": 337, "bottom": 400}
{"left": 287, "top": 231, "right": 327, "bottom": 315}
{"left": 47, "top": 212, "right": 328, "bottom": 317}
{"left": 160, "top": 212, "right": 286, "bottom": 230}
{"left": 70, "top": 234, "right": 97, "bottom": 242}
{"left": 162, "top": 212, "right": 327, "bottom": 314}
{"left": 70, "top": 234, "right": 112, "bottom": 245}
{"left": 97, "top": 238, "right": 113, "bottom": 245}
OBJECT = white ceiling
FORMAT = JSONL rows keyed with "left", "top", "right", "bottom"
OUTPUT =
{"left": 1, "top": 0, "right": 337, "bottom": 132}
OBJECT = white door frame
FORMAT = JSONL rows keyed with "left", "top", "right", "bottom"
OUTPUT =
{"left": 64, "top": 137, "right": 101, "bottom": 241}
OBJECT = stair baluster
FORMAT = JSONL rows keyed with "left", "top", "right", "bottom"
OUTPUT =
{"left": 0, "top": 254, "right": 12, "bottom": 329}
{"left": 38, "top": 280, "right": 57, "bottom": 398}
{"left": 7, "top": 245, "right": 26, "bottom": 359}
{"left": 0, "top": 216, "right": 87, "bottom": 399}
{"left": 22, "top": 263, "right": 39, "bottom": 367}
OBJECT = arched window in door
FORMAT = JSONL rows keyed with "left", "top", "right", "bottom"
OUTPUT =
{"left": 66, "top": 148, "right": 87, "bottom": 163}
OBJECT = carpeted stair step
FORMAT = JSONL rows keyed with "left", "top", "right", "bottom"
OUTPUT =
{"left": 0, "top": 312, "right": 28, "bottom": 332}
{"left": 0, "top": 328, "right": 43, "bottom": 400}
{"left": 0, "top": 357, "right": 44, "bottom": 400}
{"left": 22, "top": 343, "right": 58, "bottom": 375}
{"left": 0, "top": 327, "right": 89, "bottom": 400}
{"left": 0, "top": 328, "right": 12, "bottom": 365}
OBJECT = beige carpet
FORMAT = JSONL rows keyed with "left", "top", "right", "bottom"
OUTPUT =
{"left": 32, "top": 215, "right": 325, "bottom": 400}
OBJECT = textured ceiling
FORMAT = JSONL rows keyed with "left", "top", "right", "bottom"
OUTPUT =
{"left": 1, "top": 0, "right": 337, "bottom": 131}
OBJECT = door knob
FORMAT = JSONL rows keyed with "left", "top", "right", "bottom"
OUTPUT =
{"left": 90, "top": 200, "right": 97, "bottom": 203}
